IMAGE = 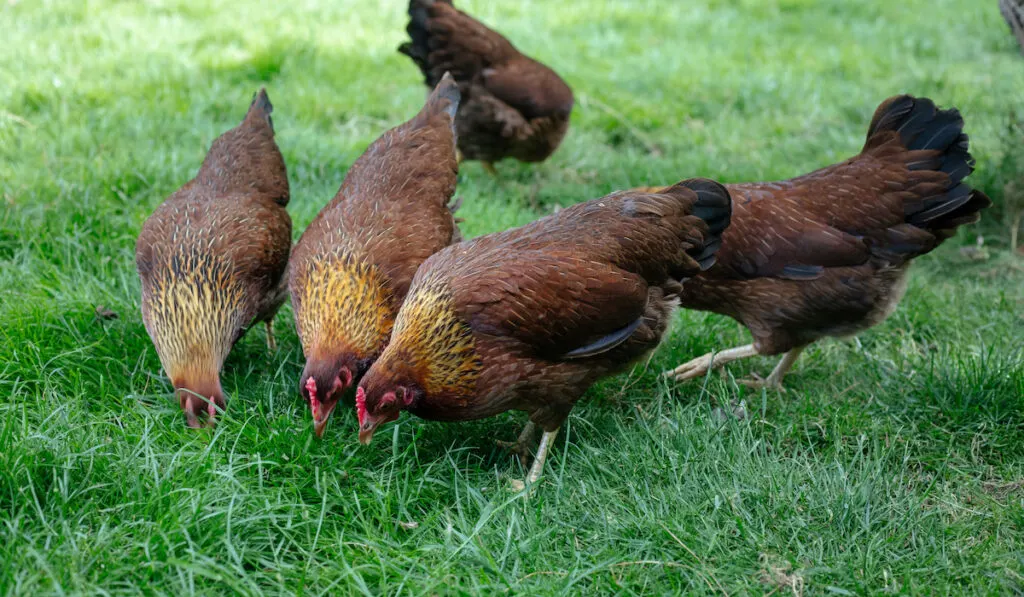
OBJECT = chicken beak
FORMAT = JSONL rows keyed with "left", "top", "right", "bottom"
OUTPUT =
{"left": 312, "top": 401, "right": 338, "bottom": 438}
{"left": 358, "top": 423, "right": 377, "bottom": 445}
{"left": 176, "top": 381, "right": 224, "bottom": 429}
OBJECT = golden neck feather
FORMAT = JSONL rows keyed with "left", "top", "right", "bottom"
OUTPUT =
{"left": 144, "top": 250, "right": 245, "bottom": 383}
{"left": 295, "top": 253, "right": 395, "bottom": 361}
{"left": 383, "top": 278, "right": 482, "bottom": 397}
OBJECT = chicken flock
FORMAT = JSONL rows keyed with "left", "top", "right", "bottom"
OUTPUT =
{"left": 136, "top": 0, "right": 993, "bottom": 488}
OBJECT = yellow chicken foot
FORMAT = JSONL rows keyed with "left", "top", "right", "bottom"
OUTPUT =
{"left": 508, "top": 426, "right": 560, "bottom": 494}
{"left": 664, "top": 344, "right": 759, "bottom": 382}
{"left": 526, "top": 427, "right": 559, "bottom": 485}
{"left": 482, "top": 161, "right": 498, "bottom": 176}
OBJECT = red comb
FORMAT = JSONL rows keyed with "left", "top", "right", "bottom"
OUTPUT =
{"left": 306, "top": 377, "right": 320, "bottom": 418}
{"left": 356, "top": 387, "right": 367, "bottom": 426}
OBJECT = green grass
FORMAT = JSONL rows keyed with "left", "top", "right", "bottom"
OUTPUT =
{"left": 2, "top": 0, "right": 1024, "bottom": 594}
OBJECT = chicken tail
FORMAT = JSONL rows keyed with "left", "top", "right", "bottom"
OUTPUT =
{"left": 246, "top": 87, "right": 275, "bottom": 133}
{"left": 862, "top": 95, "right": 991, "bottom": 247}
{"left": 408, "top": 72, "right": 461, "bottom": 150}
{"left": 661, "top": 178, "right": 732, "bottom": 271}
{"left": 424, "top": 72, "right": 462, "bottom": 123}
{"left": 191, "top": 88, "right": 290, "bottom": 206}
{"left": 399, "top": 0, "right": 454, "bottom": 87}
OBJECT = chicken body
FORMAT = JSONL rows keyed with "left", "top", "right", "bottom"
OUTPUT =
{"left": 136, "top": 89, "right": 291, "bottom": 427}
{"left": 400, "top": 0, "right": 574, "bottom": 171}
{"left": 356, "top": 179, "right": 731, "bottom": 484}
{"left": 289, "top": 75, "right": 462, "bottom": 437}
{"left": 665, "top": 95, "right": 991, "bottom": 387}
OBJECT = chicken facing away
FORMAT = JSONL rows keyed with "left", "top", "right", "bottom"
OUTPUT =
{"left": 399, "top": 0, "right": 574, "bottom": 173}
{"left": 136, "top": 89, "right": 291, "bottom": 428}
{"left": 290, "top": 74, "right": 462, "bottom": 437}
{"left": 355, "top": 179, "right": 732, "bottom": 485}
{"left": 659, "top": 95, "right": 991, "bottom": 388}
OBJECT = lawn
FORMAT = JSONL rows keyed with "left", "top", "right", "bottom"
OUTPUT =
{"left": 2, "top": 0, "right": 1024, "bottom": 594}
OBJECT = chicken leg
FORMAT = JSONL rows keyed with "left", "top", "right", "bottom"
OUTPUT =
{"left": 508, "top": 426, "right": 560, "bottom": 493}
{"left": 264, "top": 320, "right": 277, "bottom": 352}
{"left": 740, "top": 345, "right": 806, "bottom": 390}
{"left": 664, "top": 344, "right": 759, "bottom": 382}
{"left": 482, "top": 162, "right": 498, "bottom": 176}
{"left": 527, "top": 427, "right": 559, "bottom": 485}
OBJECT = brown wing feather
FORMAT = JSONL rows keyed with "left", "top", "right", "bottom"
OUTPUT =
{"left": 706, "top": 96, "right": 986, "bottom": 284}
{"left": 452, "top": 252, "right": 649, "bottom": 359}
{"left": 713, "top": 180, "right": 875, "bottom": 281}
{"left": 478, "top": 58, "right": 574, "bottom": 121}
{"left": 424, "top": 181, "right": 728, "bottom": 358}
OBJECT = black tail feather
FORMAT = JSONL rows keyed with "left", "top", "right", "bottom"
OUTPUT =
{"left": 865, "top": 95, "right": 989, "bottom": 242}
{"left": 399, "top": 0, "right": 451, "bottom": 87}
{"left": 665, "top": 178, "right": 732, "bottom": 271}
{"left": 867, "top": 96, "right": 974, "bottom": 190}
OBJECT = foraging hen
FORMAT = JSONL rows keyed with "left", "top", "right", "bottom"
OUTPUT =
{"left": 290, "top": 75, "right": 462, "bottom": 437}
{"left": 136, "top": 89, "right": 291, "bottom": 427}
{"left": 355, "top": 179, "right": 731, "bottom": 484}
{"left": 399, "top": 0, "right": 574, "bottom": 173}
{"left": 662, "top": 95, "right": 991, "bottom": 388}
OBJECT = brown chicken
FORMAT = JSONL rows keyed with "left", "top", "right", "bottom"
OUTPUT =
{"left": 136, "top": 89, "right": 291, "bottom": 427}
{"left": 289, "top": 75, "right": 462, "bottom": 437}
{"left": 399, "top": 0, "right": 574, "bottom": 173}
{"left": 661, "top": 95, "right": 991, "bottom": 388}
{"left": 355, "top": 179, "right": 731, "bottom": 485}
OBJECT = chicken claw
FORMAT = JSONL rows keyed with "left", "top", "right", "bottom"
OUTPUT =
{"left": 496, "top": 421, "right": 537, "bottom": 468}
{"left": 739, "top": 373, "right": 785, "bottom": 392}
